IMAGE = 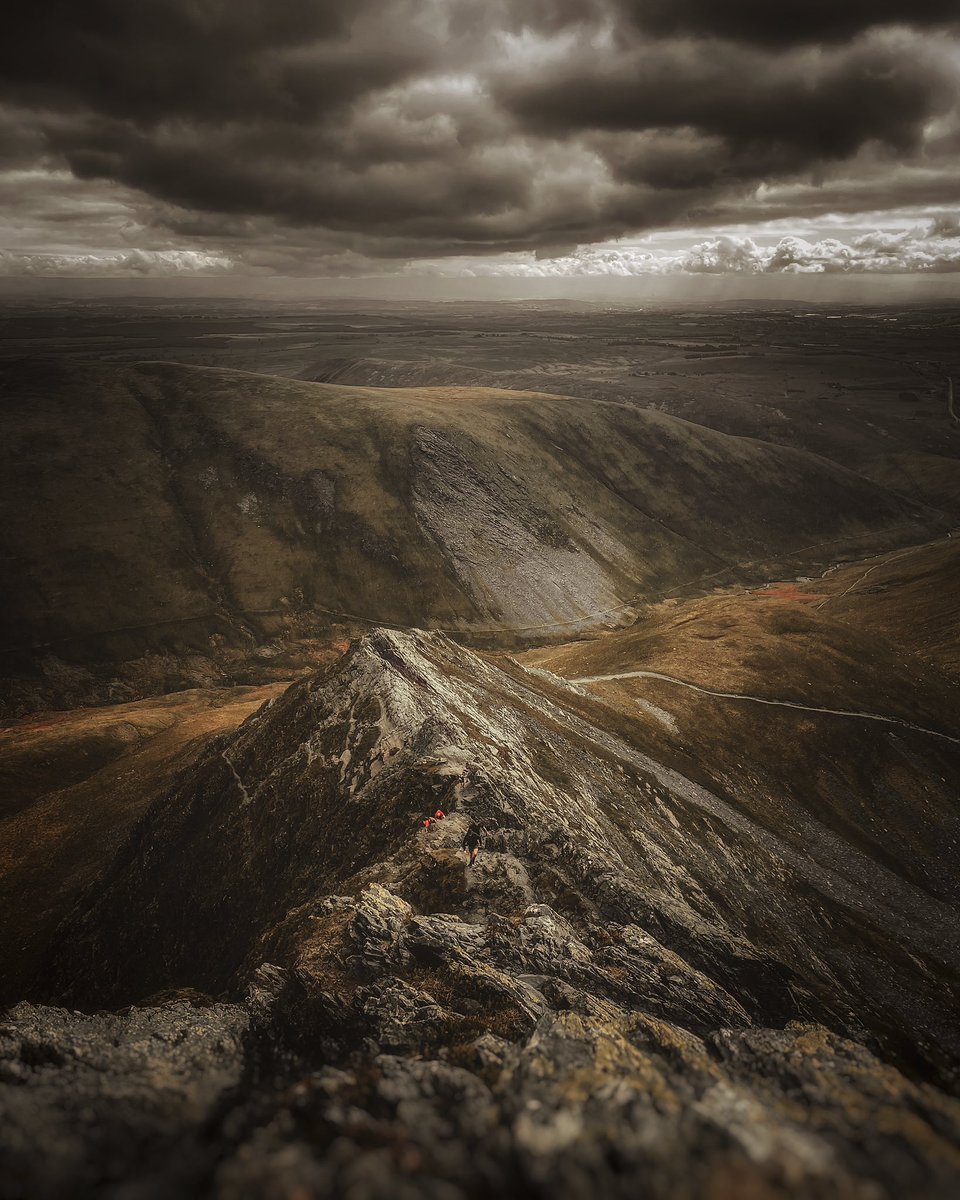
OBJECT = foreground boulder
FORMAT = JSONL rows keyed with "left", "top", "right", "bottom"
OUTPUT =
{"left": 4, "top": 629, "right": 960, "bottom": 1197}
{"left": 4, "top": 945, "right": 960, "bottom": 1200}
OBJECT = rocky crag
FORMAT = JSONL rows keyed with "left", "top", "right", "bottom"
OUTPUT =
{"left": 3, "top": 630, "right": 960, "bottom": 1199}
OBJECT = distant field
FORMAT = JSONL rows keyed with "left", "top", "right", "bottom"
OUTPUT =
{"left": 3, "top": 298, "right": 956, "bottom": 517}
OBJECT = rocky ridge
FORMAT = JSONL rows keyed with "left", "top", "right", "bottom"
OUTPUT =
{"left": 3, "top": 629, "right": 960, "bottom": 1198}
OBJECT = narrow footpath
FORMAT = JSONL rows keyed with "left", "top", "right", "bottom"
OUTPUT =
{"left": 571, "top": 669, "right": 960, "bottom": 746}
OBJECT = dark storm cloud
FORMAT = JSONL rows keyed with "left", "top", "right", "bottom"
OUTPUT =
{"left": 0, "top": 1, "right": 415, "bottom": 122}
{"left": 1, "top": 1, "right": 959, "bottom": 269}
{"left": 500, "top": 36, "right": 956, "bottom": 176}
{"left": 0, "top": 109, "right": 48, "bottom": 167}
{"left": 43, "top": 112, "right": 536, "bottom": 242}
{"left": 618, "top": 1, "right": 959, "bottom": 47}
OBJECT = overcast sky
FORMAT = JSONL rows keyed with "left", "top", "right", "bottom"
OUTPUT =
{"left": 2, "top": 1, "right": 960, "bottom": 291}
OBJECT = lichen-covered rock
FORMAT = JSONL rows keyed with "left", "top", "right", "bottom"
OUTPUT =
{"left": 5, "top": 966, "right": 960, "bottom": 1200}
{"left": 594, "top": 922, "right": 753, "bottom": 1034}
{"left": 6, "top": 628, "right": 960, "bottom": 1198}
{"left": 350, "top": 885, "right": 413, "bottom": 971}
{"left": 356, "top": 977, "right": 447, "bottom": 1053}
{"left": 405, "top": 913, "right": 488, "bottom": 961}
{"left": 0, "top": 1000, "right": 247, "bottom": 1200}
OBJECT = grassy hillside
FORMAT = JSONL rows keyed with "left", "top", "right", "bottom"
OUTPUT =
{"left": 0, "top": 682, "right": 284, "bottom": 999}
{"left": 1, "top": 359, "right": 943, "bottom": 675}
{"left": 522, "top": 551, "right": 960, "bottom": 916}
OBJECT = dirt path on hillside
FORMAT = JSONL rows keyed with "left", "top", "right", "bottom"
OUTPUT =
{"left": 571, "top": 668, "right": 960, "bottom": 746}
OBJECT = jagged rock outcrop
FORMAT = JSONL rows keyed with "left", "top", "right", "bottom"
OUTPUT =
{"left": 5, "top": 628, "right": 960, "bottom": 1198}
{"left": 5, "top": 954, "right": 960, "bottom": 1200}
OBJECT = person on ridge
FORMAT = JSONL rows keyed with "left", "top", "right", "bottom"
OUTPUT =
{"left": 461, "top": 824, "right": 484, "bottom": 868}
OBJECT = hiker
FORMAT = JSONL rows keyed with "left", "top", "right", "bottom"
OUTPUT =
{"left": 461, "top": 824, "right": 484, "bottom": 868}
{"left": 434, "top": 809, "right": 445, "bottom": 821}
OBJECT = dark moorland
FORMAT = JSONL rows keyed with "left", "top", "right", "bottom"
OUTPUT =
{"left": 1, "top": 299, "right": 959, "bottom": 1200}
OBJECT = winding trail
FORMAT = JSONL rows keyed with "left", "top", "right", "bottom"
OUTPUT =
{"left": 498, "top": 655, "right": 960, "bottom": 963}
{"left": 815, "top": 528, "right": 957, "bottom": 612}
{"left": 571, "top": 668, "right": 960, "bottom": 746}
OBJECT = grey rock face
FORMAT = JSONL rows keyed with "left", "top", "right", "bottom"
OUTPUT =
{"left": 0, "top": 1000, "right": 247, "bottom": 1200}
{"left": 350, "top": 885, "right": 413, "bottom": 971}
{"left": 7, "top": 986, "right": 959, "bottom": 1200}
{"left": 5, "top": 630, "right": 960, "bottom": 1198}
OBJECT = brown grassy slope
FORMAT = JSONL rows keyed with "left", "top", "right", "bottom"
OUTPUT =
{"left": 863, "top": 452, "right": 960, "bottom": 516}
{"left": 520, "top": 555, "right": 960, "bottom": 912}
{"left": 313, "top": 346, "right": 960, "bottom": 516}
{"left": 0, "top": 358, "right": 943, "bottom": 667}
{"left": 815, "top": 537, "right": 960, "bottom": 676}
{"left": 0, "top": 683, "right": 283, "bottom": 1001}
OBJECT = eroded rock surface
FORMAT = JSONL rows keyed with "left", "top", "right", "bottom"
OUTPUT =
{"left": 4, "top": 629, "right": 960, "bottom": 1198}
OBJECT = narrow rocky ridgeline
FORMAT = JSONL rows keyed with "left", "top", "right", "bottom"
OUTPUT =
{"left": 3, "top": 629, "right": 960, "bottom": 1199}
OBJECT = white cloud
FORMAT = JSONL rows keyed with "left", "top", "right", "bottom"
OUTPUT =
{"left": 764, "top": 227, "right": 960, "bottom": 272}
{"left": 0, "top": 248, "right": 235, "bottom": 276}
{"left": 450, "top": 216, "right": 960, "bottom": 276}
{"left": 680, "top": 236, "right": 766, "bottom": 274}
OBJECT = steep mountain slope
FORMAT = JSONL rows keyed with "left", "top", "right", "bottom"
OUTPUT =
{"left": 523, "top": 572, "right": 960, "bottom": 915}
{"left": 1, "top": 358, "right": 941, "bottom": 679}
{"left": 43, "top": 631, "right": 960, "bottom": 1074}
{"left": 815, "top": 536, "right": 960, "bottom": 676}
{"left": 9, "top": 628, "right": 960, "bottom": 1198}
{"left": 307, "top": 343, "right": 960, "bottom": 531}
{"left": 0, "top": 682, "right": 285, "bottom": 1001}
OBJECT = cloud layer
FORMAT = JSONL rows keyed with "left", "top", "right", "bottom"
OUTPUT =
{"left": 443, "top": 218, "right": 960, "bottom": 277}
{"left": 0, "top": 248, "right": 234, "bottom": 276}
{"left": 2, "top": 2, "right": 959, "bottom": 274}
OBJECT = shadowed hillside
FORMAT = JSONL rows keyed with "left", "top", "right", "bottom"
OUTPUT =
{"left": 0, "top": 359, "right": 943, "bottom": 697}
{"left": 0, "top": 682, "right": 285, "bottom": 998}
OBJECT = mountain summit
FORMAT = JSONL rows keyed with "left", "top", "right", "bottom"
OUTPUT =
{"left": 8, "top": 627, "right": 959, "bottom": 1198}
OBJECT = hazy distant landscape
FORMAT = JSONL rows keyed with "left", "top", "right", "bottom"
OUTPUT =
{"left": 2, "top": 297, "right": 960, "bottom": 1199}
